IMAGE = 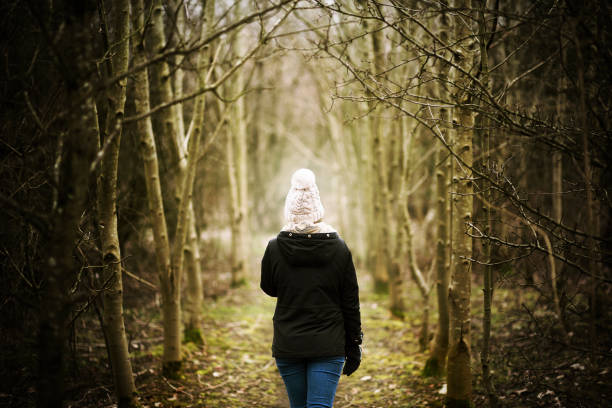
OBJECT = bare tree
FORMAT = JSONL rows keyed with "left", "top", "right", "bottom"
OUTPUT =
{"left": 95, "top": 0, "right": 138, "bottom": 404}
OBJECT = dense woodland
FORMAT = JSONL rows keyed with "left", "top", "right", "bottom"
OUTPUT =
{"left": 1, "top": 0, "right": 611, "bottom": 407}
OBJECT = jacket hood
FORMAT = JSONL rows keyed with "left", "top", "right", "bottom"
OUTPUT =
{"left": 276, "top": 231, "right": 340, "bottom": 266}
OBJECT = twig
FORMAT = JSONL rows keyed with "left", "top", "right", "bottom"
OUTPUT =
{"left": 163, "top": 376, "right": 194, "bottom": 400}
{"left": 122, "top": 267, "right": 158, "bottom": 290}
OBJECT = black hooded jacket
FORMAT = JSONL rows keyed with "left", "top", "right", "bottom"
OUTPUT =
{"left": 260, "top": 231, "right": 362, "bottom": 359}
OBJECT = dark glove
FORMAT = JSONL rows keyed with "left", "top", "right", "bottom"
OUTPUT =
{"left": 343, "top": 331, "right": 363, "bottom": 376}
{"left": 343, "top": 343, "right": 361, "bottom": 376}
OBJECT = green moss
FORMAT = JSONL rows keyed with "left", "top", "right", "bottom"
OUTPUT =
{"left": 196, "top": 367, "right": 212, "bottom": 376}
{"left": 162, "top": 360, "right": 182, "bottom": 380}
{"left": 390, "top": 306, "right": 406, "bottom": 320}
{"left": 183, "top": 327, "right": 204, "bottom": 345}
{"left": 150, "top": 344, "right": 164, "bottom": 358}
{"left": 422, "top": 356, "right": 445, "bottom": 378}
{"left": 230, "top": 277, "right": 247, "bottom": 288}
{"left": 373, "top": 279, "right": 389, "bottom": 294}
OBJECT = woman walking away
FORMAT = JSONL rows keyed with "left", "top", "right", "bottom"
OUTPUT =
{"left": 261, "top": 168, "right": 363, "bottom": 408}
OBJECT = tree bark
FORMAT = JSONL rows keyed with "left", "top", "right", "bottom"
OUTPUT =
{"left": 552, "top": 76, "right": 565, "bottom": 332}
{"left": 131, "top": 0, "right": 180, "bottom": 379}
{"left": 169, "top": 0, "right": 187, "bottom": 143}
{"left": 165, "top": 94, "right": 204, "bottom": 376}
{"left": 181, "top": 0, "right": 215, "bottom": 345}
{"left": 368, "top": 17, "right": 390, "bottom": 293}
{"left": 446, "top": 1, "right": 474, "bottom": 406}
{"left": 234, "top": 61, "right": 249, "bottom": 287}
{"left": 424, "top": 1, "right": 452, "bottom": 377}
{"left": 388, "top": 125, "right": 407, "bottom": 319}
{"left": 226, "top": 99, "right": 241, "bottom": 284}
{"left": 161, "top": 0, "right": 212, "bottom": 376}
{"left": 146, "top": 0, "right": 182, "bottom": 241}
{"left": 95, "top": 0, "right": 138, "bottom": 405}
{"left": 183, "top": 201, "right": 204, "bottom": 343}
{"left": 226, "top": 12, "right": 249, "bottom": 288}
{"left": 475, "top": 2, "right": 497, "bottom": 405}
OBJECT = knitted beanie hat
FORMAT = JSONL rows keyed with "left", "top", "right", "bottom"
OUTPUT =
{"left": 284, "top": 168, "right": 325, "bottom": 225}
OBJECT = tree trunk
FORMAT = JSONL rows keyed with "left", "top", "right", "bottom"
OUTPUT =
{"left": 475, "top": 2, "right": 497, "bottom": 405}
{"left": 235, "top": 62, "right": 249, "bottom": 287}
{"left": 369, "top": 19, "right": 390, "bottom": 293}
{"left": 388, "top": 119, "right": 407, "bottom": 319}
{"left": 552, "top": 76, "right": 565, "bottom": 331}
{"left": 146, "top": 0, "right": 182, "bottom": 241}
{"left": 226, "top": 14, "right": 249, "bottom": 288}
{"left": 183, "top": 201, "right": 204, "bottom": 344}
{"left": 446, "top": 1, "right": 474, "bottom": 406}
{"left": 424, "top": 0, "right": 451, "bottom": 378}
{"left": 181, "top": 0, "right": 215, "bottom": 346}
{"left": 161, "top": 0, "right": 212, "bottom": 376}
{"left": 424, "top": 142, "right": 451, "bottom": 377}
{"left": 169, "top": 0, "right": 186, "bottom": 142}
{"left": 165, "top": 98, "right": 203, "bottom": 377}
{"left": 226, "top": 102, "right": 241, "bottom": 285}
{"left": 132, "top": 0, "right": 178, "bottom": 379}
{"left": 95, "top": 0, "right": 138, "bottom": 405}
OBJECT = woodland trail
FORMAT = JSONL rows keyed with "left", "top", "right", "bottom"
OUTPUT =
{"left": 130, "top": 277, "right": 446, "bottom": 408}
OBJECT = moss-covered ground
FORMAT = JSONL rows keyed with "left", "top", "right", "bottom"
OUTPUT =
{"left": 116, "top": 278, "right": 446, "bottom": 408}
{"left": 55, "top": 263, "right": 612, "bottom": 408}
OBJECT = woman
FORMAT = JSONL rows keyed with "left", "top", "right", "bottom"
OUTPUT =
{"left": 260, "top": 168, "right": 363, "bottom": 408}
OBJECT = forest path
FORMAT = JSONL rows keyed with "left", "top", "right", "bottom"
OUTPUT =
{"left": 140, "top": 278, "right": 446, "bottom": 407}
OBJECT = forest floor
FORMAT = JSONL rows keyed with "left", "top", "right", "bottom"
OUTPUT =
{"left": 67, "top": 276, "right": 447, "bottom": 408}
{"left": 133, "top": 281, "right": 445, "bottom": 408}
{"left": 18, "top": 264, "right": 609, "bottom": 408}
{"left": 52, "top": 233, "right": 611, "bottom": 408}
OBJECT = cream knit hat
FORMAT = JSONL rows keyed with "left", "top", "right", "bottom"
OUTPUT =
{"left": 284, "top": 168, "right": 325, "bottom": 225}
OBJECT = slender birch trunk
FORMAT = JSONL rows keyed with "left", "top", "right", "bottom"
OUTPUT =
{"left": 147, "top": 0, "right": 182, "bottom": 240}
{"left": 424, "top": 1, "right": 452, "bottom": 377}
{"left": 473, "top": 2, "right": 498, "bottom": 406}
{"left": 226, "top": 15, "right": 249, "bottom": 288}
{"left": 226, "top": 97, "right": 240, "bottom": 283}
{"left": 132, "top": 0, "right": 210, "bottom": 378}
{"left": 166, "top": 95, "right": 203, "bottom": 376}
{"left": 181, "top": 0, "right": 215, "bottom": 345}
{"left": 404, "top": 204, "right": 433, "bottom": 350}
{"left": 388, "top": 118, "right": 407, "bottom": 319}
{"left": 362, "top": 108, "right": 376, "bottom": 274}
{"left": 446, "top": 1, "right": 474, "bottom": 406}
{"left": 131, "top": 0, "right": 174, "bottom": 375}
{"left": 368, "top": 19, "right": 390, "bottom": 293}
{"left": 397, "top": 110, "right": 432, "bottom": 328}
{"left": 552, "top": 76, "right": 565, "bottom": 332}
{"left": 327, "top": 111, "right": 349, "bottom": 235}
{"left": 94, "top": 1, "right": 138, "bottom": 405}
{"left": 169, "top": 0, "right": 186, "bottom": 142}
{"left": 425, "top": 143, "right": 451, "bottom": 376}
{"left": 235, "top": 63, "right": 249, "bottom": 287}
{"left": 183, "top": 201, "right": 204, "bottom": 343}
{"left": 162, "top": 0, "right": 211, "bottom": 376}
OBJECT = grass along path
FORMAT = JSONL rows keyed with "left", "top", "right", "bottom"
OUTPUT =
{"left": 134, "top": 275, "right": 446, "bottom": 408}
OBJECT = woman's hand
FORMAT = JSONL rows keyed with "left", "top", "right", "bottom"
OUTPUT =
{"left": 342, "top": 344, "right": 362, "bottom": 376}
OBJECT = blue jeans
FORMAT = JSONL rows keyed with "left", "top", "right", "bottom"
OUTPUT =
{"left": 275, "top": 356, "right": 345, "bottom": 408}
